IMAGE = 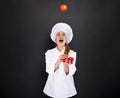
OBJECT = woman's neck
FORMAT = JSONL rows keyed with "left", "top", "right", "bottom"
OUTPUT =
{"left": 57, "top": 46, "right": 65, "bottom": 52}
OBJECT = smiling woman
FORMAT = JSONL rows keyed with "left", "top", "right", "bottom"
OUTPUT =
{"left": 43, "top": 22, "right": 77, "bottom": 98}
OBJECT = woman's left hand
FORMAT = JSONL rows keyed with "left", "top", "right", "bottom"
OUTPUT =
{"left": 59, "top": 54, "right": 68, "bottom": 62}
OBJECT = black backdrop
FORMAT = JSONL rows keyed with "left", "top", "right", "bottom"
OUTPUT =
{"left": 1, "top": 0, "right": 120, "bottom": 98}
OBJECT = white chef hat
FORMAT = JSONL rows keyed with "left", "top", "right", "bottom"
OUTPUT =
{"left": 50, "top": 22, "right": 73, "bottom": 44}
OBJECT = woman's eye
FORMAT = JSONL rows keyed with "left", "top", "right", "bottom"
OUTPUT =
{"left": 57, "top": 33, "right": 60, "bottom": 36}
{"left": 62, "top": 33, "right": 65, "bottom": 36}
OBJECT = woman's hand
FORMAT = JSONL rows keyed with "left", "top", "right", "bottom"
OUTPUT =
{"left": 59, "top": 54, "right": 69, "bottom": 75}
{"left": 54, "top": 55, "right": 67, "bottom": 72}
{"left": 59, "top": 54, "right": 68, "bottom": 62}
{"left": 54, "top": 54, "right": 69, "bottom": 72}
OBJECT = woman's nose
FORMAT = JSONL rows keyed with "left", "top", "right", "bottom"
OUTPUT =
{"left": 60, "top": 35, "right": 63, "bottom": 37}
{"left": 60, "top": 37, "right": 63, "bottom": 39}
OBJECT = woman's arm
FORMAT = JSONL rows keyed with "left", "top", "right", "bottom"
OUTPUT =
{"left": 66, "top": 51, "right": 77, "bottom": 76}
{"left": 59, "top": 54, "right": 69, "bottom": 75}
{"left": 54, "top": 60, "right": 61, "bottom": 72}
{"left": 63, "top": 62, "right": 69, "bottom": 75}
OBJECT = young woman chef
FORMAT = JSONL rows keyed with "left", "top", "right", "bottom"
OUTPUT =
{"left": 43, "top": 22, "right": 77, "bottom": 98}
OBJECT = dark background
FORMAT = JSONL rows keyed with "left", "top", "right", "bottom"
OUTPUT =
{"left": 1, "top": 0, "right": 120, "bottom": 98}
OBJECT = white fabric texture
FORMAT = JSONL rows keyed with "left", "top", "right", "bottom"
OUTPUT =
{"left": 50, "top": 22, "right": 73, "bottom": 44}
{"left": 43, "top": 47, "right": 77, "bottom": 98}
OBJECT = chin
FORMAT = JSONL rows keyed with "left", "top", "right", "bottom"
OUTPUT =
{"left": 57, "top": 43, "right": 65, "bottom": 47}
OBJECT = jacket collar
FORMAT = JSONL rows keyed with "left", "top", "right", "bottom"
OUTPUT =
{"left": 55, "top": 47, "right": 65, "bottom": 54}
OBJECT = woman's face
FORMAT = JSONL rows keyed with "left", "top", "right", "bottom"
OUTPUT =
{"left": 56, "top": 31, "right": 67, "bottom": 47}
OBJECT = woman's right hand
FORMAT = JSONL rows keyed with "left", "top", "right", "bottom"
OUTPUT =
{"left": 54, "top": 58, "right": 61, "bottom": 72}
{"left": 54, "top": 54, "right": 68, "bottom": 72}
{"left": 59, "top": 54, "right": 68, "bottom": 62}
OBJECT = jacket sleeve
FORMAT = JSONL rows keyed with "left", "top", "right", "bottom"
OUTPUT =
{"left": 67, "top": 51, "right": 77, "bottom": 76}
{"left": 45, "top": 50, "right": 56, "bottom": 75}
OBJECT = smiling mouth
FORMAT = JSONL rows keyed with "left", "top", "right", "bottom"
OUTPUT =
{"left": 59, "top": 39, "right": 63, "bottom": 43}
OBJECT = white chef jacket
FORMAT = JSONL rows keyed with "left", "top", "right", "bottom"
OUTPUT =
{"left": 43, "top": 47, "right": 77, "bottom": 98}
